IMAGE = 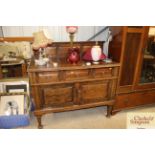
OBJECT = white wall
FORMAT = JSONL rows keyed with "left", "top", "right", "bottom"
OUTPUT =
{"left": 2, "top": 26, "right": 108, "bottom": 42}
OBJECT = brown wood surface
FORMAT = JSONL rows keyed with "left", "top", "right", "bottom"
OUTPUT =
{"left": 80, "top": 80, "right": 110, "bottom": 104}
{"left": 0, "top": 37, "right": 33, "bottom": 42}
{"left": 120, "top": 32, "right": 141, "bottom": 86}
{"left": 34, "top": 100, "right": 115, "bottom": 115}
{"left": 134, "top": 27, "right": 150, "bottom": 89}
{"left": 113, "top": 89, "right": 155, "bottom": 111}
{"left": 43, "top": 84, "right": 74, "bottom": 107}
{"left": 0, "top": 63, "right": 27, "bottom": 78}
{"left": 0, "top": 63, "right": 2, "bottom": 78}
{"left": 127, "top": 28, "right": 144, "bottom": 33}
{"left": 28, "top": 41, "right": 120, "bottom": 128}
{"left": 110, "top": 26, "right": 155, "bottom": 114}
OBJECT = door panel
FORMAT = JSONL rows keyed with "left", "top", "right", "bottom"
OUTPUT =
{"left": 43, "top": 84, "right": 75, "bottom": 107}
{"left": 80, "top": 80, "right": 110, "bottom": 104}
{"left": 120, "top": 33, "right": 142, "bottom": 86}
{"left": 139, "top": 27, "right": 155, "bottom": 84}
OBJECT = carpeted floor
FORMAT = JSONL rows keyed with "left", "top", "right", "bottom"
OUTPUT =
{"left": 23, "top": 105, "right": 155, "bottom": 129}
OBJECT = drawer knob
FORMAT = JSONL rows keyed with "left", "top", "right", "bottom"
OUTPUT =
{"left": 124, "top": 99, "right": 129, "bottom": 103}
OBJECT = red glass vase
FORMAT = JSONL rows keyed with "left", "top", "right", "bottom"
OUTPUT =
{"left": 67, "top": 47, "right": 80, "bottom": 64}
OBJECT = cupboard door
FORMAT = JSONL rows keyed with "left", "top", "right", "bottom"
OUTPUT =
{"left": 42, "top": 84, "right": 75, "bottom": 107}
{"left": 120, "top": 32, "right": 142, "bottom": 86}
{"left": 80, "top": 80, "right": 111, "bottom": 104}
{"left": 139, "top": 27, "right": 155, "bottom": 84}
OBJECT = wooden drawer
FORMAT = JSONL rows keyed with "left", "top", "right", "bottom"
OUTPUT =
{"left": 65, "top": 69, "right": 89, "bottom": 81}
{"left": 43, "top": 84, "right": 75, "bottom": 107}
{"left": 37, "top": 72, "right": 59, "bottom": 83}
{"left": 114, "top": 90, "right": 155, "bottom": 110}
{"left": 93, "top": 68, "right": 113, "bottom": 78}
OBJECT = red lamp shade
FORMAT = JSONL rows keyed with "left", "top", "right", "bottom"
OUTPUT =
{"left": 66, "top": 26, "right": 78, "bottom": 34}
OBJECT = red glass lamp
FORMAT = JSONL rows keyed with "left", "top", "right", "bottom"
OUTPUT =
{"left": 66, "top": 26, "right": 78, "bottom": 47}
{"left": 66, "top": 26, "right": 80, "bottom": 64}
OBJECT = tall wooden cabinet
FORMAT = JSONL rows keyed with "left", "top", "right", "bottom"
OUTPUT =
{"left": 109, "top": 26, "right": 155, "bottom": 113}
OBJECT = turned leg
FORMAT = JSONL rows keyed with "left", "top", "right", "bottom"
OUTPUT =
{"left": 36, "top": 115, "right": 43, "bottom": 129}
{"left": 107, "top": 105, "right": 113, "bottom": 117}
{"left": 111, "top": 110, "right": 120, "bottom": 115}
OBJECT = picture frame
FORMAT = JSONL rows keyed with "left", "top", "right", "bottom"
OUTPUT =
{"left": 6, "top": 84, "right": 27, "bottom": 93}
{"left": 0, "top": 79, "right": 29, "bottom": 95}
{"left": 0, "top": 94, "right": 25, "bottom": 116}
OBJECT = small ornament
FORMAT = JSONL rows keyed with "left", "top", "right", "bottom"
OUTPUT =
{"left": 53, "top": 62, "right": 58, "bottom": 67}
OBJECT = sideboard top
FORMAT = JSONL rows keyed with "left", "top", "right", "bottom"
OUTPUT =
{"left": 28, "top": 60, "right": 120, "bottom": 72}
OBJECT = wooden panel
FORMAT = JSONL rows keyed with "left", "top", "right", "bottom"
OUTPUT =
{"left": 117, "top": 85, "right": 133, "bottom": 94}
{"left": 37, "top": 72, "right": 59, "bottom": 83}
{"left": 46, "top": 47, "right": 57, "bottom": 58}
{"left": 120, "top": 33, "right": 141, "bottom": 86}
{"left": 43, "top": 85, "right": 74, "bottom": 107}
{"left": 114, "top": 90, "right": 155, "bottom": 110}
{"left": 58, "top": 46, "right": 72, "bottom": 60}
{"left": 50, "top": 42, "right": 103, "bottom": 62}
{"left": 80, "top": 80, "right": 110, "bottom": 104}
{"left": 134, "top": 27, "right": 155, "bottom": 87}
{"left": 82, "top": 46, "right": 92, "bottom": 52}
{"left": 65, "top": 69, "right": 89, "bottom": 81}
{"left": 128, "top": 26, "right": 143, "bottom": 28}
{"left": 109, "top": 26, "right": 124, "bottom": 62}
{"left": 127, "top": 28, "right": 143, "bottom": 33}
{"left": 0, "top": 37, "right": 33, "bottom": 42}
{"left": 93, "top": 68, "right": 113, "bottom": 78}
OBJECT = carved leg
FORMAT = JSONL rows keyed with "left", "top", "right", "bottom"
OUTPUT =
{"left": 36, "top": 115, "right": 43, "bottom": 129}
{"left": 107, "top": 105, "right": 113, "bottom": 117}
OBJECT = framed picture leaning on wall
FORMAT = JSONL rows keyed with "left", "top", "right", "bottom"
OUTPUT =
{"left": 0, "top": 94, "right": 25, "bottom": 116}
